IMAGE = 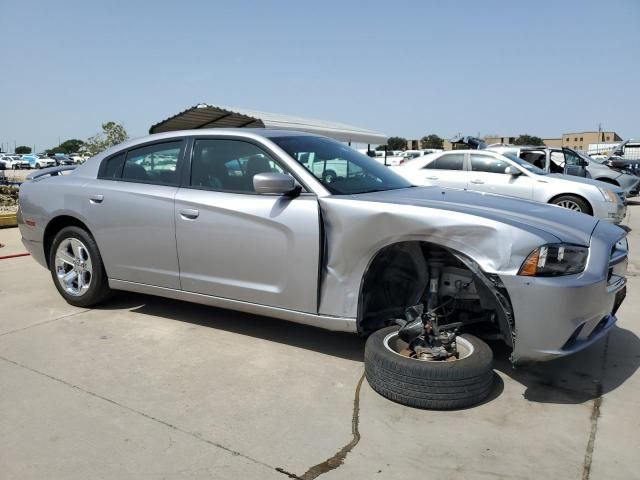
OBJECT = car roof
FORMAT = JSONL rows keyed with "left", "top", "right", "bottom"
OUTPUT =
{"left": 99, "top": 128, "right": 320, "bottom": 156}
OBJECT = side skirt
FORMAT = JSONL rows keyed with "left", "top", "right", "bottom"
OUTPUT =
{"left": 108, "top": 279, "right": 358, "bottom": 333}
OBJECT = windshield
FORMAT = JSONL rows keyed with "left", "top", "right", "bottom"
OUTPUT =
{"left": 272, "top": 136, "right": 413, "bottom": 195}
{"left": 502, "top": 152, "right": 548, "bottom": 175}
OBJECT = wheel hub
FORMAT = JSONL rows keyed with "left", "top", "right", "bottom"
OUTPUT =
{"left": 54, "top": 237, "right": 93, "bottom": 297}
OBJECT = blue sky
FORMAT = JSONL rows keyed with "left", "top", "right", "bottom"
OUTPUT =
{"left": 1, "top": 0, "right": 638, "bottom": 151}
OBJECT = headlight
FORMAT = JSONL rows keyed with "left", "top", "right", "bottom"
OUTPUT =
{"left": 598, "top": 187, "right": 617, "bottom": 203}
{"left": 519, "top": 243, "right": 588, "bottom": 276}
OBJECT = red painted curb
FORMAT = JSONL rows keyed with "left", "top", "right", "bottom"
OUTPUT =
{"left": 0, "top": 252, "right": 30, "bottom": 260}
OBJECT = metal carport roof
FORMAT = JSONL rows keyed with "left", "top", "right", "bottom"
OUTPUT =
{"left": 149, "top": 103, "right": 388, "bottom": 144}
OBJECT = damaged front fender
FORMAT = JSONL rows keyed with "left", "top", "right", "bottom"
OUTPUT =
{"left": 317, "top": 195, "right": 553, "bottom": 321}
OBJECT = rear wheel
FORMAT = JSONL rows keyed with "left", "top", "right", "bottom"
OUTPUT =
{"left": 322, "top": 170, "right": 337, "bottom": 183}
{"left": 550, "top": 195, "right": 591, "bottom": 215}
{"left": 49, "top": 226, "right": 111, "bottom": 307}
{"left": 365, "top": 326, "right": 494, "bottom": 409}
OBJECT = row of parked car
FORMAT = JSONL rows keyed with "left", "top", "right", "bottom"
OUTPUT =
{"left": 0, "top": 153, "right": 87, "bottom": 170}
{"left": 380, "top": 142, "right": 638, "bottom": 225}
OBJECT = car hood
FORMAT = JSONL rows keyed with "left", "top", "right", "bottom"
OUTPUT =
{"left": 546, "top": 173, "right": 624, "bottom": 193}
{"left": 348, "top": 186, "right": 598, "bottom": 245}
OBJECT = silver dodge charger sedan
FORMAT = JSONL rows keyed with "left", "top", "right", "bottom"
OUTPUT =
{"left": 18, "top": 129, "right": 628, "bottom": 409}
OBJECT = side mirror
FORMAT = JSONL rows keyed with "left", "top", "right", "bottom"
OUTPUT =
{"left": 578, "top": 159, "right": 589, "bottom": 167}
{"left": 253, "top": 172, "right": 297, "bottom": 195}
{"left": 504, "top": 166, "right": 522, "bottom": 176}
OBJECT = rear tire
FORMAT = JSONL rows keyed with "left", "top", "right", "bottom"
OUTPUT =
{"left": 550, "top": 195, "right": 591, "bottom": 215}
{"left": 322, "top": 170, "right": 337, "bottom": 183}
{"left": 365, "top": 326, "right": 494, "bottom": 409}
{"left": 49, "top": 226, "right": 112, "bottom": 307}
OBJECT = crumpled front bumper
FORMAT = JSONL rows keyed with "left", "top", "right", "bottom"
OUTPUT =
{"left": 500, "top": 221, "right": 627, "bottom": 363}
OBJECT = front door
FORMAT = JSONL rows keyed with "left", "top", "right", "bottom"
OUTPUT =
{"left": 174, "top": 138, "right": 320, "bottom": 313}
{"left": 562, "top": 148, "right": 588, "bottom": 177}
{"left": 468, "top": 153, "right": 535, "bottom": 199}
{"left": 86, "top": 140, "right": 185, "bottom": 289}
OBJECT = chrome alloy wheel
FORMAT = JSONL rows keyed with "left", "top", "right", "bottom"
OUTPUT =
{"left": 383, "top": 331, "right": 475, "bottom": 362}
{"left": 54, "top": 238, "right": 93, "bottom": 296}
{"left": 555, "top": 199, "right": 583, "bottom": 212}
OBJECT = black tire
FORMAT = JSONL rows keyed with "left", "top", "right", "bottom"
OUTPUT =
{"left": 49, "top": 226, "right": 112, "bottom": 307}
{"left": 365, "top": 326, "right": 494, "bottom": 409}
{"left": 550, "top": 195, "right": 591, "bottom": 215}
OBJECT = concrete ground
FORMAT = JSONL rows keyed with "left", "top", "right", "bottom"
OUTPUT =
{"left": 0, "top": 207, "right": 639, "bottom": 480}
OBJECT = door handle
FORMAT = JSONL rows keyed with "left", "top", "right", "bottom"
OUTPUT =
{"left": 426, "top": 176, "right": 439, "bottom": 180}
{"left": 179, "top": 208, "right": 199, "bottom": 220}
{"left": 89, "top": 194, "right": 104, "bottom": 204}
{"left": 469, "top": 179, "right": 484, "bottom": 184}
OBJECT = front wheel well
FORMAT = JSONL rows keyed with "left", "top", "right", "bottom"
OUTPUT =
{"left": 357, "top": 241, "right": 514, "bottom": 348}
{"left": 43, "top": 216, "right": 91, "bottom": 268}
{"left": 548, "top": 193, "right": 593, "bottom": 215}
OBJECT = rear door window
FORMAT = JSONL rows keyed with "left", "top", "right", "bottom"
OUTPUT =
{"left": 100, "top": 153, "right": 126, "bottom": 179}
{"left": 122, "top": 141, "right": 183, "bottom": 185}
{"left": 424, "top": 153, "right": 464, "bottom": 170}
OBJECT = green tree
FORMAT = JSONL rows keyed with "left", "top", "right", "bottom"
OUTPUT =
{"left": 15, "top": 145, "right": 31, "bottom": 154}
{"left": 387, "top": 137, "right": 408, "bottom": 150}
{"left": 58, "top": 139, "right": 85, "bottom": 154}
{"left": 513, "top": 134, "right": 544, "bottom": 146}
{"left": 420, "top": 134, "right": 444, "bottom": 149}
{"left": 85, "top": 121, "right": 129, "bottom": 156}
{"left": 375, "top": 144, "right": 387, "bottom": 151}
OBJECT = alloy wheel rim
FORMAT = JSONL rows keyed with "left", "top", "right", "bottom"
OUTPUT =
{"left": 383, "top": 332, "right": 474, "bottom": 362}
{"left": 54, "top": 238, "right": 93, "bottom": 296}
{"left": 556, "top": 200, "right": 582, "bottom": 212}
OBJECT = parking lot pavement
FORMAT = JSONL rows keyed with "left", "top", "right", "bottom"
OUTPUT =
{"left": 1, "top": 210, "right": 639, "bottom": 480}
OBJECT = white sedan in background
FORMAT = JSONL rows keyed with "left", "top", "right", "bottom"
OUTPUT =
{"left": 393, "top": 149, "right": 626, "bottom": 223}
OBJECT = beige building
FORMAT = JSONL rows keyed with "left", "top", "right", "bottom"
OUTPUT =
{"left": 476, "top": 131, "right": 622, "bottom": 152}
{"left": 484, "top": 135, "right": 516, "bottom": 145}
{"left": 543, "top": 138, "right": 562, "bottom": 148}
{"left": 561, "top": 131, "right": 621, "bottom": 151}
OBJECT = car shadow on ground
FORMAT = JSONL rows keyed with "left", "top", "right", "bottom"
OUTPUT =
{"left": 489, "top": 325, "right": 640, "bottom": 404}
{"left": 99, "top": 292, "right": 366, "bottom": 362}
{"left": 97, "top": 293, "right": 639, "bottom": 405}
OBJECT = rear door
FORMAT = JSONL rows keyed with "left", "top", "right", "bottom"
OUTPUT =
{"left": 174, "top": 137, "right": 320, "bottom": 313}
{"left": 418, "top": 152, "right": 468, "bottom": 189}
{"left": 85, "top": 139, "right": 185, "bottom": 289}
{"left": 468, "top": 153, "right": 535, "bottom": 199}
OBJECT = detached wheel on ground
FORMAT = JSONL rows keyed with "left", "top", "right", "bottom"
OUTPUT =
{"left": 550, "top": 195, "right": 591, "bottom": 215}
{"left": 365, "top": 326, "right": 494, "bottom": 409}
{"left": 49, "top": 226, "right": 112, "bottom": 307}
